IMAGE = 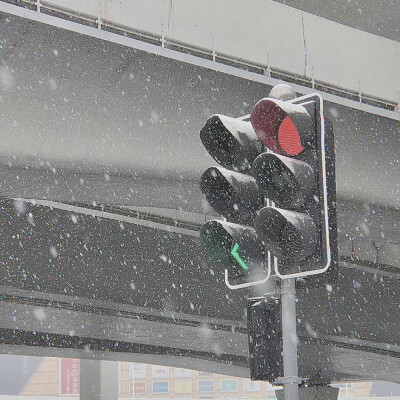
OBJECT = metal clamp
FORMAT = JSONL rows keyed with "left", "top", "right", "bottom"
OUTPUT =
{"left": 275, "top": 376, "right": 302, "bottom": 385}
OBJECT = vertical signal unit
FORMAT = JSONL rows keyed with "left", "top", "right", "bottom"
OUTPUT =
{"left": 248, "top": 297, "right": 283, "bottom": 381}
{"left": 199, "top": 115, "right": 268, "bottom": 288}
{"left": 251, "top": 93, "right": 337, "bottom": 278}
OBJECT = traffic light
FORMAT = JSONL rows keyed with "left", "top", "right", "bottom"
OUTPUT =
{"left": 248, "top": 297, "right": 282, "bottom": 382}
{"left": 250, "top": 93, "right": 337, "bottom": 278}
{"left": 199, "top": 90, "right": 337, "bottom": 286}
{"left": 199, "top": 114, "right": 269, "bottom": 288}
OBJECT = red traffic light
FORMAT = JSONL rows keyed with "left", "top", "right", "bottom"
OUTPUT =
{"left": 278, "top": 116, "right": 303, "bottom": 155}
{"left": 250, "top": 99, "right": 313, "bottom": 156}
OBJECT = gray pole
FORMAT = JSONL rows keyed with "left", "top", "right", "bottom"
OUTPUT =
{"left": 80, "top": 359, "right": 119, "bottom": 400}
{"left": 281, "top": 278, "right": 299, "bottom": 400}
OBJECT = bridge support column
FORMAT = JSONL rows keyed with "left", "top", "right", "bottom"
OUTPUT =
{"left": 80, "top": 359, "right": 119, "bottom": 400}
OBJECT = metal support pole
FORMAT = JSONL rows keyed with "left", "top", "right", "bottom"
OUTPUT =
{"left": 281, "top": 278, "right": 299, "bottom": 400}
{"left": 80, "top": 359, "right": 119, "bottom": 400}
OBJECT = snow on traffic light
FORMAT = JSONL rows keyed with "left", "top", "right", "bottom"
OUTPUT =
{"left": 199, "top": 87, "right": 337, "bottom": 287}
{"left": 251, "top": 93, "right": 337, "bottom": 279}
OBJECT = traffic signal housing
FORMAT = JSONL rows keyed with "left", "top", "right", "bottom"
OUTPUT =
{"left": 251, "top": 94, "right": 337, "bottom": 279}
{"left": 199, "top": 91, "right": 337, "bottom": 287}
{"left": 199, "top": 114, "right": 269, "bottom": 288}
{"left": 248, "top": 297, "right": 283, "bottom": 382}
{"left": 200, "top": 115, "right": 263, "bottom": 172}
{"left": 200, "top": 220, "right": 265, "bottom": 284}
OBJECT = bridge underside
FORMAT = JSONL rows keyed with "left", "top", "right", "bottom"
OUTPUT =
{"left": 0, "top": 197, "right": 399, "bottom": 384}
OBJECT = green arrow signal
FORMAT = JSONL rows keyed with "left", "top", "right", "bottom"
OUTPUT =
{"left": 231, "top": 243, "right": 249, "bottom": 271}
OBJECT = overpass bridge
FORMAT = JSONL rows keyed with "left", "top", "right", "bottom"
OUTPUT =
{"left": 0, "top": 0, "right": 400, "bottom": 395}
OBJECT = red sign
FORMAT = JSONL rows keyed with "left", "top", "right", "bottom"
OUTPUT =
{"left": 134, "top": 382, "right": 146, "bottom": 393}
{"left": 60, "top": 359, "right": 80, "bottom": 396}
{"left": 130, "top": 382, "right": 146, "bottom": 394}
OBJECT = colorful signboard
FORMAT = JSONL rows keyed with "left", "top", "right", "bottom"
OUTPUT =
{"left": 221, "top": 380, "right": 237, "bottom": 392}
{"left": 129, "top": 382, "right": 146, "bottom": 395}
{"left": 174, "top": 368, "right": 193, "bottom": 378}
{"left": 175, "top": 381, "right": 192, "bottom": 394}
{"left": 152, "top": 366, "right": 169, "bottom": 379}
{"left": 130, "top": 363, "right": 146, "bottom": 379}
{"left": 198, "top": 371, "right": 214, "bottom": 377}
{"left": 198, "top": 381, "right": 214, "bottom": 393}
{"left": 243, "top": 379, "right": 262, "bottom": 392}
{"left": 60, "top": 358, "right": 80, "bottom": 396}
{"left": 153, "top": 381, "right": 169, "bottom": 394}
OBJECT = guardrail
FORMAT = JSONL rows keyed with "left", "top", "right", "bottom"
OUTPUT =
{"left": 2, "top": 0, "right": 399, "bottom": 113}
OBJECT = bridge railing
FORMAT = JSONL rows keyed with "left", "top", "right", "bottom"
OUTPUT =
{"left": 4, "top": 0, "right": 400, "bottom": 112}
